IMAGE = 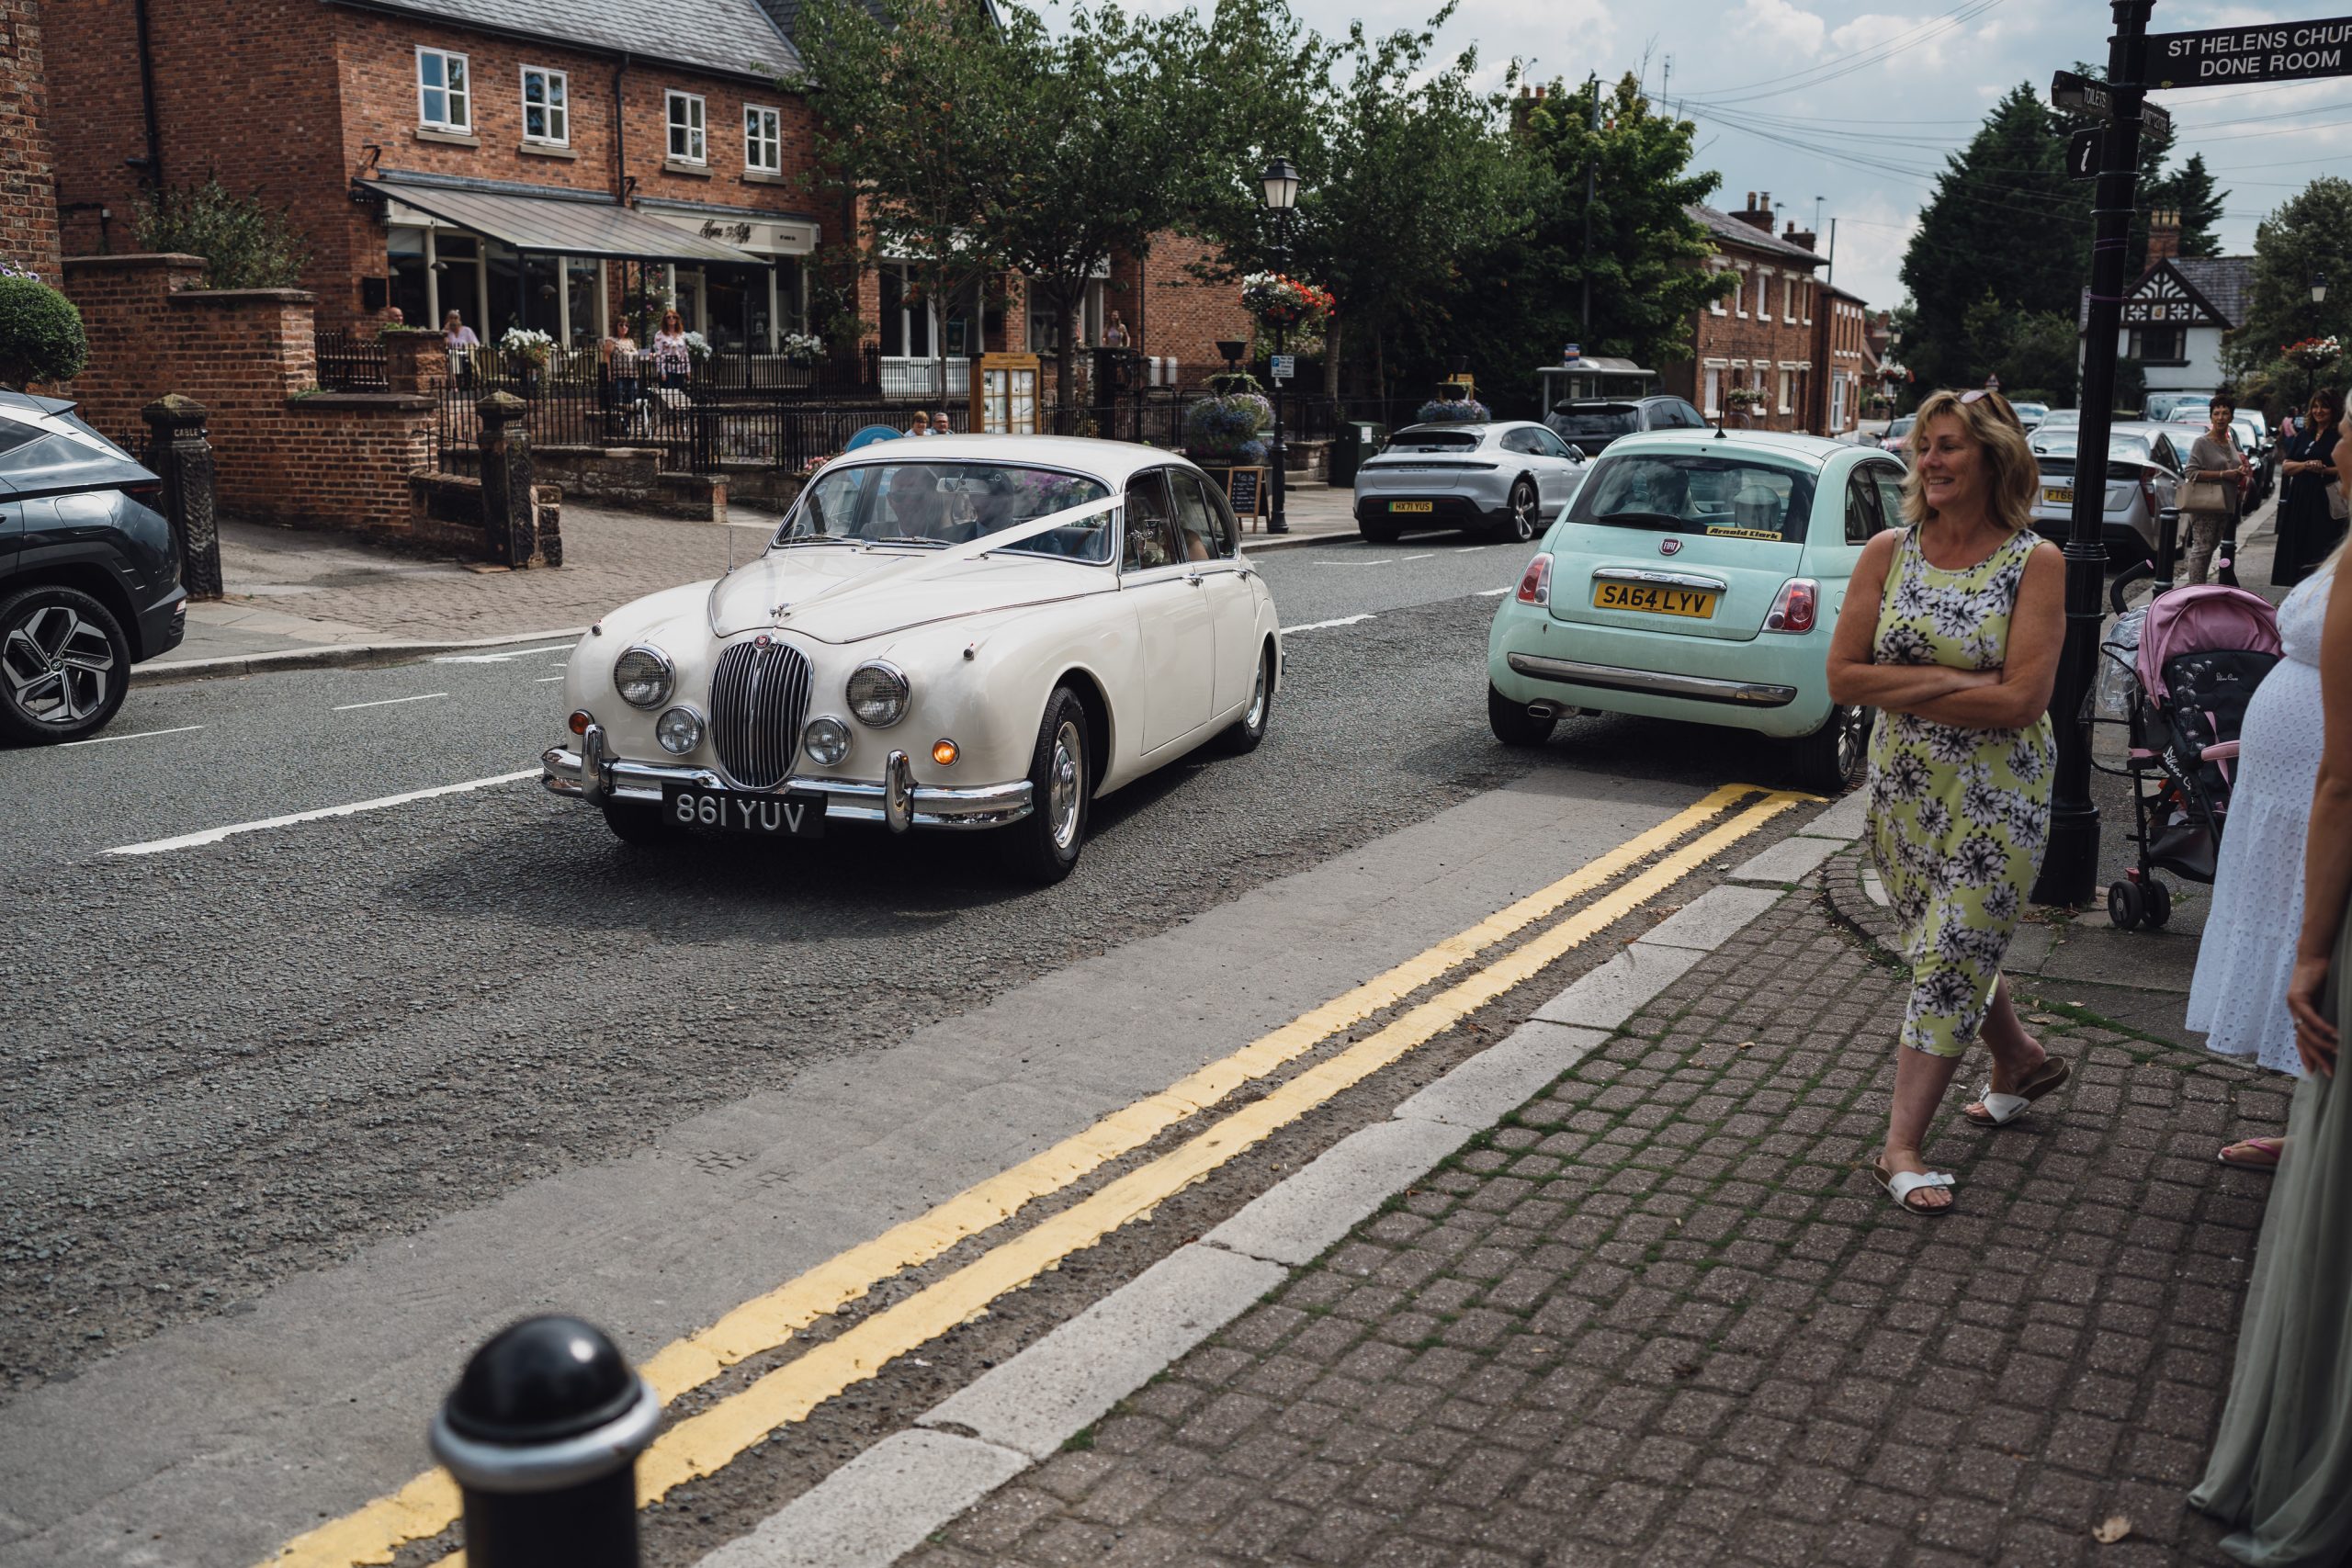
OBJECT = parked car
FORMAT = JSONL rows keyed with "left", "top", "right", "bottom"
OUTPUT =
{"left": 2036, "top": 408, "right": 2081, "bottom": 434}
{"left": 1542, "top": 394, "right": 1710, "bottom": 456}
{"left": 1353, "top": 420, "right": 1589, "bottom": 543}
{"left": 0, "top": 389, "right": 187, "bottom": 744}
{"left": 1878, "top": 414, "right": 1917, "bottom": 460}
{"left": 2009, "top": 400, "right": 2051, "bottom": 432}
{"left": 543, "top": 436, "right": 1282, "bottom": 883}
{"left": 2027, "top": 422, "right": 2184, "bottom": 561}
{"left": 2233, "top": 414, "right": 2275, "bottom": 505}
{"left": 1486, "top": 429, "right": 1905, "bottom": 793}
{"left": 2147, "top": 391, "right": 2206, "bottom": 424}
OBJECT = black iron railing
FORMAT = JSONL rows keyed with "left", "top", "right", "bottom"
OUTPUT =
{"left": 314, "top": 330, "right": 390, "bottom": 392}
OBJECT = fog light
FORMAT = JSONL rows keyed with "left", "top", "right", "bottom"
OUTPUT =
{"left": 569, "top": 710, "right": 593, "bottom": 735}
{"left": 803, "top": 715, "right": 851, "bottom": 766}
{"left": 656, "top": 706, "right": 704, "bottom": 755}
{"left": 932, "top": 739, "right": 959, "bottom": 766}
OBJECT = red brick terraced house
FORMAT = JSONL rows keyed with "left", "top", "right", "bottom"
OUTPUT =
{"left": 0, "top": 0, "right": 59, "bottom": 280}
{"left": 1815, "top": 282, "right": 1871, "bottom": 439}
{"left": 1659, "top": 194, "right": 1833, "bottom": 435}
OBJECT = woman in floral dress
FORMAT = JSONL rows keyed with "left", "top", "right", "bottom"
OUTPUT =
{"left": 1826, "top": 389, "right": 2070, "bottom": 1213}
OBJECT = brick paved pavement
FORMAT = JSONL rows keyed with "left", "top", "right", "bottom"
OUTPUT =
{"left": 907, "top": 883, "right": 2290, "bottom": 1567}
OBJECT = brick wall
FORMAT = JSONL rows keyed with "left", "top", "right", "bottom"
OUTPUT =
{"left": 0, "top": 0, "right": 58, "bottom": 277}
{"left": 1114, "top": 236, "right": 1250, "bottom": 382}
{"left": 1812, "top": 290, "right": 1871, "bottom": 435}
{"left": 61, "top": 252, "right": 431, "bottom": 532}
{"left": 1659, "top": 239, "right": 1824, "bottom": 433}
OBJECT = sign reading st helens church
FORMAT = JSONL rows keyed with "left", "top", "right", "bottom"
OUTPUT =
{"left": 2148, "top": 18, "right": 2352, "bottom": 87}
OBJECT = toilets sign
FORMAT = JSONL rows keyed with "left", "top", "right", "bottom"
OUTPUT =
{"left": 2148, "top": 18, "right": 2352, "bottom": 87}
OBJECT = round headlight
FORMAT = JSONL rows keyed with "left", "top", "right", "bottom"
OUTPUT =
{"left": 846, "top": 661, "right": 910, "bottom": 728}
{"left": 613, "top": 646, "right": 674, "bottom": 709}
{"left": 655, "top": 706, "right": 704, "bottom": 755}
{"left": 802, "top": 715, "right": 851, "bottom": 766}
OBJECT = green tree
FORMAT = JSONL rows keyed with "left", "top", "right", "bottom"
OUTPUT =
{"left": 1442, "top": 75, "right": 1726, "bottom": 414}
{"left": 133, "top": 175, "right": 311, "bottom": 290}
{"left": 2148, "top": 152, "right": 2226, "bottom": 258}
{"left": 2225, "top": 175, "right": 2352, "bottom": 408}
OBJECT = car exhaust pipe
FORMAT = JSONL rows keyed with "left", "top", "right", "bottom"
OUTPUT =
{"left": 1526, "top": 701, "right": 1563, "bottom": 720}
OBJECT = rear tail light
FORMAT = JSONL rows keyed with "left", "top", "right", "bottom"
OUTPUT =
{"left": 2140, "top": 473, "right": 2159, "bottom": 516}
{"left": 1763, "top": 578, "right": 1819, "bottom": 634}
{"left": 1515, "top": 553, "right": 1553, "bottom": 606}
{"left": 122, "top": 480, "right": 164, "bottom": 504}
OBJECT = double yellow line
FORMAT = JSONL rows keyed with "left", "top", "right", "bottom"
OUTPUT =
{"left": 268, "top": 784, "right": 1799, "bottom": 1568}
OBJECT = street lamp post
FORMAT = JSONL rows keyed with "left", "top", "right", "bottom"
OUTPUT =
{"left": 1261, "top": 155, "right": 1300, "bottom": 536}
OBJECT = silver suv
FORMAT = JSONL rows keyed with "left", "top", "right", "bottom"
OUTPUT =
{"left": 2028, "top": 421, "right": 2183, "bottom": 561}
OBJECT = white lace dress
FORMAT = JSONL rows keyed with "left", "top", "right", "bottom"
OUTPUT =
{"left": 2186, "top": 568, "right": 2335, "bottom": 1074}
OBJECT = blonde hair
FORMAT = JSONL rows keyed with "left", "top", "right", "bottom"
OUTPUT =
{"left": 1897, "top": 389, "right": 2041, "bottom": 534}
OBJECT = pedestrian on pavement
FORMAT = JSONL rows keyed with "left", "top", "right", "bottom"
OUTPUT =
{"left": 1825, "top": 387, "right": 2068, "bottom": 1214}
{"left": 906, "top": 409, "right": 931, "bottom": 437}
{"left": 652, "top": 310, "right": 692, "bottom": 390}
{"left": 1103, "top": 310, "right": 1130, "bottom": 348}
{"left": 2190, "top": 535, "right": 2352, "bottom": 1564}
{"left": 604, "top": 324, "right": 642, "bottom": 434}
{"left": 2273, "top": 387, "right": 2345, "bottom": 587}
{"left": 931, "top": 410, "right": 952, "bottom": 435}
{"left": 2184, "top": 391, "right": 2252, "bottom": 588}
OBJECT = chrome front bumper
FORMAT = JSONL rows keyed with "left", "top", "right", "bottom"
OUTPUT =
{"left": 1506, "top": 651, "right": 1798, "bottom": 708}
{"left": 541, "top": 736, "right": 1033, "bottom": 830}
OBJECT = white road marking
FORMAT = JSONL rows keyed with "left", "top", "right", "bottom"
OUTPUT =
{"left": 106, "top": 769, "right": 542, "bottom": 857}
{"left": 333, "top": 692, "right": 449, "bottom": 712}
{"left": 535, "top": 675, "right": 566, "bottom": 683}
{"left": 1280, "top": 615, "right": 1376, "bottom": 635}
{"left": 60, "top": 724, "right": 205, "bottom": 749}
{"left": 432, "top": 643, "right": 578, "bottom": 664}
{"left": 1477, "top": 587, "right": 1512, "bottom": 597}
{"left": 1398, "top": 552, "right": 1436, "bottom": 562}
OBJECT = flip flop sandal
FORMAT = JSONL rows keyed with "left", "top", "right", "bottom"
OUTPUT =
{"left": 1964, "top": 1054, "right": 2072, "bottom": 1126}
{"left": 1872, "top": 1158, "right": 1955, "bottom": 1214}
{"left": 2219, "top": 1136, "right": 2285, "bottom": 1169}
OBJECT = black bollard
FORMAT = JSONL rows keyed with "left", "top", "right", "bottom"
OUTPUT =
{"left": 428, "top": 1314, "right": 660, "bottom": 1568}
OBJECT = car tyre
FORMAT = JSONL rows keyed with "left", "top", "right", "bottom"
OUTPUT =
{"left": 1359, "top": 519, "right": 1401, "bottom": 544}
{"left": 0, "top": 583, "right": 131, "bottom": 746}
{"left": 1788, "top": 704, "right": 1872, "bottom": 795}
{"left": 1001, "top": 685, "right": 1091, "bottom": 886}
{"left": 1494, "top": 479, "right": 1541, "bottom": 543}
{"left": 1487, "top": 682, "right": 1556, "bottom": 749}
{"left": 1215, "top": 642, "right": 1274, "bottom": 754}
{"left": 602, "top": 799, "right": 676, "bottom": 845}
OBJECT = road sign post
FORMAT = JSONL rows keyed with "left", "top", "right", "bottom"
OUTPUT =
{"left": 2035, "top": 4, "right": 2157, "bottom": 908}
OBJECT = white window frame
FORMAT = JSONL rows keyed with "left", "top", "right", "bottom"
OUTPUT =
{"left": 667, "top": 91, "right": 707, "bottom": 164}
{"left": 417, "top": 47, "right": 471, "bottom": 132}
{"left": 1709, "top": 265, "right": 1727, "bottom": 316}
{"left": 1778, "top": 367, "right": 1793, "bottom": 414}
{"left": 520, "top": 65, "right": 568, "bottom": 145}
{"left": 1754, "top": 268, "right": 1770, "bottom": 319}
{"left": 1702, "top": 365, "right": 1722, "bottom": 417}
{"left": 1734, "top": 265, "right": 1749, "bottom": 317}
{"left": 1782, "top": 276, "right": 1795, "bottom": 323}
{"left": 744, "top": 103, "right": 782, "bottom": 173}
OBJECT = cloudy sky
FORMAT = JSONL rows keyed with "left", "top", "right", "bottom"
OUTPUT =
{"left": 1044, "top": 0, "right": 2348, "bottom": 318}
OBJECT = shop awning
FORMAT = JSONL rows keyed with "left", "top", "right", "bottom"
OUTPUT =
{"left": 365, "top": 178, "right": 770, "bottom": 266}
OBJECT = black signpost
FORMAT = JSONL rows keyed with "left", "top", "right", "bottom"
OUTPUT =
{"left": 2065, "top": 126, "right": 2103, "bottom": 180}
{"left": 2149, "top": 17, "right": 2352, "bottom": 87}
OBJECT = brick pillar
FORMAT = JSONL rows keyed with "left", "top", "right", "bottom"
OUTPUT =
{"left": 382, "top": 333, "right": 449, "bottom": 394}
{"left": 141, "top": 393, "right": 222, "bottom": 601}
{"left": 476, "top": 391, "right": 537, "bottom": 567}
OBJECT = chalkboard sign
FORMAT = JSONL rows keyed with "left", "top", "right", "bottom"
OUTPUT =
{"left": 1225, "top": 466, "right": 1266, "bottom": 519}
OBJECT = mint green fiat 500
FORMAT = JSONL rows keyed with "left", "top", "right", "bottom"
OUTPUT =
{"left": 1486, "top": 429, "right": 1909, "bottom": 793}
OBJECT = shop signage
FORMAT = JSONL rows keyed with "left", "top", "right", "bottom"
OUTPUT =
{"left": 2149, "top": 18, "right": 2352, "bottom": 87}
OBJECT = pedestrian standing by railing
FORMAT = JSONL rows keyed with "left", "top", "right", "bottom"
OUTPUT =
{"left": 603, "top": 324, "right": 642, "bottom": 437}
{"left": 2184, "top": 391, "right": 2252, "bottom": 588}
{"left": 2190, "top": 528, "right": 2352, "bottom": 1564}
{"left": 444, "top": 310, "right": 480, "bottom": 390}
{"left": 1825, "top": 388, "right": 2069, "bottom": 1215}
{"left": 652, "top": 310, "right": 692, "bottom": 391}
{"left": 2275, "top": 386, "right": 2345, "bottom": 588}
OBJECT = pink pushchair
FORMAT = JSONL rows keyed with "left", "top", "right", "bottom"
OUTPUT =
{"left": 2096, "top": 585, "right": 2282, "bottom": 930}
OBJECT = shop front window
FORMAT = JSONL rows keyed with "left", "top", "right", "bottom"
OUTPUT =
{"left": 565, "top": 256, "right": 602, "bottom": 347}
{"left": 389, "top": 228, "right": 430, "bottom": 329}
{"left": 879, "top": 265, "right": 931, "bottom": 359}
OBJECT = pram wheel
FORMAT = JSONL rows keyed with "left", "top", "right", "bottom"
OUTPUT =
{"left": 2109, "top": 879, "right": 2144, "bottom": 931}
{"left": 2142, "top": 880, "right": 2171, "bottom": 929}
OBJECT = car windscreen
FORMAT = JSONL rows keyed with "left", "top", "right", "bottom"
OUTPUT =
{"left": 778, "top": 462, "right": 1114, "bottom": 560}
{"left": 1887, "top": 417, "right": 1915, "bottom": 437}
{"left": 2034, "top": 435, "right": 2153, "bottom": 465}
{"left": 1566, "top": 453, "right": 1816, "bottom": 544}
{"left": 1385, "top": 429, "right": 1483, "bottom": 453}
{"left": 1548, "top": 405, "right": 1639, "bottom": 437}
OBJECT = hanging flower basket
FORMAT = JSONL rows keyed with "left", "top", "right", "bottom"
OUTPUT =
{"left": 2284, "top": 335, "right": 2342, "bottom": 370}
{"left": 1241, "top": 272, "right": 1334, "bottom": 332}
{"left": 1415, "top": 397, "right": 1490, "bottom": 423}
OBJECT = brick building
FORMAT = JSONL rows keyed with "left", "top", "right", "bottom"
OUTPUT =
{"left": 46, "top": 0, "right": 1248, "bottom": 394}
{"left": 0, "top": 0, "right": 58, "bottom": 279}
{"left": 1658, "top": 195, "right": 1829, "bottom": 435}
{"left": 1815, "top": 283, "right": 1870, "bottom": 438}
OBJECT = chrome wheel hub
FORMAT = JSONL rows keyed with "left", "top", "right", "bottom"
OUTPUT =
{"left": 1047, "top": 719, "right": 1082, "bottom": 852}
{"left": 3, "top": 604, "right": 115, "bottom": 728}
{"left": 1245, "top": 657, "right": 1268, "bottom": 733}
{"left": 1836, "top": 706, "right": 1869, "bottom": 781}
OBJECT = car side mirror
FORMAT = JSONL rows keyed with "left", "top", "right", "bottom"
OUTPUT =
{"left": 1568, "top": 445, "right": 1589, "bottom": 462}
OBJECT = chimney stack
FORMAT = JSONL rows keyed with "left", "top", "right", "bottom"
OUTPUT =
{"left": 1782, "top": 223, "right": 1816, "bottom": 253}
{"left": 1735, "top": 192, "right": 1773, "bottom": 231}
{"left": 2146, "top": 207, "right": 2182, "bottom": 264}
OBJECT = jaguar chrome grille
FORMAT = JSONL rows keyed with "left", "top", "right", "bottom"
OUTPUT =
{"left": 709, "top": 639, "right": 812, "bottom": 790}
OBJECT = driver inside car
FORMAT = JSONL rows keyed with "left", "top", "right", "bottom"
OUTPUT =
{"left": 880, "top": 465, "right": 966, "bottom": 542}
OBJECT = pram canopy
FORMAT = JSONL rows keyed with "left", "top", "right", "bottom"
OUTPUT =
{"left": 2135, "top": 585, "right": 2281, "bottom": 705}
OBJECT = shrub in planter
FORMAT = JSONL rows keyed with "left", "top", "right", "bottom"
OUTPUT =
{"left": 1183, "top": 376, "right": 1273, "bottom": 464}
{"left": 1415, "top": 397, "right": 1490, "bottom": 423}
{"left": 0, "top": 276, "right": 87, "bottom": 388}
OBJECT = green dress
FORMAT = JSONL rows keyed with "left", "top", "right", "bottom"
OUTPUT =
{"left": 1863, "top": 525, "right": 2054, "bottom": 1058}
{"left": 2189, "top": 884, "right": 2352, "bottom": 1564}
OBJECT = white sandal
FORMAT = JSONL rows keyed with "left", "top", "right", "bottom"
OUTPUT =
{"left": 1963, "top": 1055, "right": 2071, "bottom": 1127}
{"left": 1872, "top": 1159, "right": 1955, "bottom": 1214}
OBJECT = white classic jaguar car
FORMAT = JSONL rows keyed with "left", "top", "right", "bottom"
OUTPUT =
{"left": 542, "top": 435, "right": 1283, "bottom": 882}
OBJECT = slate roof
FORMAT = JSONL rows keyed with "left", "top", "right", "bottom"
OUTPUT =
{"left": 334, "top": 0, "right": 802, "bottom": 81}
{"left": 1686, "top": 204, "right": 1825, "bottom": 266}
{"left": 2174, "top": 256, "right": 2254, "bottom": 327}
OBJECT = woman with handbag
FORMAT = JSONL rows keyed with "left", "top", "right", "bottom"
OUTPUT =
{"left": 2274, "top": 387, "right": 2346, "bottom": 587}
{"left": 2183, "top": 393, "right": 2250, "bottom": 587}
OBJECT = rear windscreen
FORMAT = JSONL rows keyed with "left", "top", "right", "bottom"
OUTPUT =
{"left": 1566, "top": 453, "right": 1816, "bottom": 543}
{"left": 1548, "top": 405, "right": 1639, "bottom": 437}
{"left": 1386, "top": 429, "right": 1482, "bottom": 452}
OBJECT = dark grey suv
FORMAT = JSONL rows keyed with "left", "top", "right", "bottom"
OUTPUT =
{"left": 0, "top": 389, "right": 187, "bottom": 743}
{"left": 1544, "top": 395, "right": 1710, "bottom": 456}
